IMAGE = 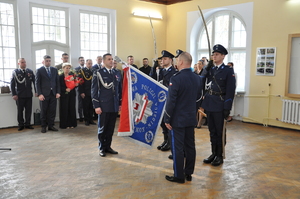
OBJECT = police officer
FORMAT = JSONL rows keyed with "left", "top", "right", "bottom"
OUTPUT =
{"left": 164, "top": 52, "right": 202, "bottom": 183}
{"left": 157, "top": 50, "right": 177, "bottom": 152}
{"left": 201, "top": 44, "right": 236, "bottom": 166}
{"left": 79, "top": 59, "right": 96, "bottom": 126}
{"left": 11, "top": 58, "right": 37, "bottom": 131}
{"left": 92, "top": 53, "right": 122, "bottom": 157}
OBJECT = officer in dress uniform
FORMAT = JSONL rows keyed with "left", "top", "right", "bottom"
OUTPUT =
{"left": 164, "top": 52, "right": 202, "bottom": 183}
{"left": 11, "top": 58, "right": 37, "bottom": 131}
{"left": 201, "top": 44, "right": 236, "bottom": 166}
{"left": 157, "top": 50, "right": 177, "bottom": 152}
{"left": 79, "top": 59, "right": 96, "bottom": 126}
{"left": 91, "top": 53, "right": 122, "bottom": 157}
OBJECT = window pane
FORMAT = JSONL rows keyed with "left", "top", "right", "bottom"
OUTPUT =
{"left": 35, "top": 49, "right": 47, "bottom": 69}
{"left": 230, "top": 52, "right": 246, "bottom": 92}
{"left": 232, "top": 17, "right": 246, "bottom": 47}
{"left": 80, "top": 12, "right": 109, "bottom": 58}
{"left": 214, "top": 14, "right": 229, "bottom": 47}
{"left": 54, "top": 49, "right": 64, "bottom": 66}
{"left": 0, "top": 2, "right": 17, "bottom": 86}
{"left": 31, "top": 6, "right": 67, "bottom": 44}
{"left": 199, "top": 21, "right": 212, "bottom": 49}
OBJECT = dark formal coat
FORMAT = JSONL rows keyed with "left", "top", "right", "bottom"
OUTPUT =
{"left": 11, "top": 68, "right": 36, "bottom": 98}
{"left": 91, "top": 67, "right": 121, "bottom": 113}
{"left": 164, "top": 68, "right": 202, "bottom": 127}
{"left": 201, "top": 63, "right": 236, "bottom": 112}
{"left": 35, "top": 66, "right": 60, "bottom": 97}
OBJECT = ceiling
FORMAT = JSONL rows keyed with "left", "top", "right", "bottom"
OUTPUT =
{"left": 139, "top": 0, "right": 192, "bottom": 5}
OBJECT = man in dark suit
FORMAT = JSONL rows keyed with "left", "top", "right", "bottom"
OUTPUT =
{"left": 55, "top": 52, "right": 69, "bottom": 70}
{"left": 157, "top": 50, "right": 177, "bottom": 152}
{"left": 79, "top": 59, "right": 96, "bottom": 126}
{"left": 35, "top": 55, "right": 61, "bottom": 133}
{"left": 139, "top": 58, "right": 152, "bottom": 75}
{"left": 92, "top": 53, "right": 122, "bottom": 157}
{"left": 164, "top": 52, "right": 202, "bottom": 183}
{"left": 92, "top": 56, "right": 102, "bottom": 70}
{"left": 11, "top": 58, "right": 37, "bottom": 130}
{"left": 75, "top": 57, "right": 85, "bottom": 122}
{"left": 201, "top": 44, "right": 236, "bottom": 166}
{"left": 127, "top": 55, "right": 138, "bottom": 69}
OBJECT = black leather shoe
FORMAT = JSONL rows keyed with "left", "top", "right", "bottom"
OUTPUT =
{"left": 157, "top": 141, "right": 167, "bottom": 150}
{"left": 79, "top": 118, "right": 84, "bottom": 122}
{"left": 18, "top": 126, "right": 24, "bottom": 131}
{"left": 161, "top": 142, "right": 171, "bottom": 151}
{"left": 185, "top": 174, "right": 192, "bottom": 181}
{"left": 106, "top": 148, "right": 118, "bottom": 154}
{"left": 85, "top": 121, "right": 90, "bottom": 126}
{"left": 89, "top": 121, "right": 96, "bottom": 125}
{"left": 41, "top": 127, "right": 46, "bottom": 133}
{"left": 165, "top": 175, "right": 185, "bottom": 183}
{"left": 168, "top": 155, "right": 173, "bottom": 160}
{"left": 48, "top": 126, "right": 58, "bottom": 131}
{"left": 203, "top": 154, "right": 216, "bottom": 164}
{"left": 99, "top": 150, "right": 106, "bottom": 157}
{"left": 25, "top": 125, "right": 34, "bottom": 129}
{"left": 211, "top": 156, "right": 223, "bottom": 166}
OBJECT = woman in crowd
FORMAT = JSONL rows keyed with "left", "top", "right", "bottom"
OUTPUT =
{"left": 59, "top": 63, "right": 77, "bottom": 129}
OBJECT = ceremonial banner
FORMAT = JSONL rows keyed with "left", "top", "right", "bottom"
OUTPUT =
{"left": 118, "top": 65, "right": 168, "bottom": 146}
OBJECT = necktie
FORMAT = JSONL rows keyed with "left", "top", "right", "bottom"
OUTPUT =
{"left": 22, "top": 69, "right": 25, "bottom": 74}
{"left": 46, "top": 67, "right": 51, "bottom": 77}
{"left": 109, "top": 69, "right": 111, "bottom": 74}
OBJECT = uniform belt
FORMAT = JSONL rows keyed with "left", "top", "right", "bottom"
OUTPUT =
{"left": 208, "top": 90, "right": 225, "bottom": 96}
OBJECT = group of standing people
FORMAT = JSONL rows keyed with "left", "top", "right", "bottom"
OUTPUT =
{"left": 158, "top": 44, "right": 236, "bottom": 184}
{"left": 10, "top": 44, "right": 236, "bottom": 185}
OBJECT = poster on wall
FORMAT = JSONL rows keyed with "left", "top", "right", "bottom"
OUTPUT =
{"left": 256, "top": 47, "right": 276, "bottom": 76}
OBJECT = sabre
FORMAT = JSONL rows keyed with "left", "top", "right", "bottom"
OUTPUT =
{"left": 197, "top": 5, "right": 211, "bottom": 59}
{"left": 149, "top": 16, "right": 157, "bottom": 60}
{"left": 222, "top": 119, "right": 227, "bottom": 159}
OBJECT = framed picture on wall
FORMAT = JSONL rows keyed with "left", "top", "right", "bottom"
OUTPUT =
{"left": 256, "top": 47, "right": 276, "bottom": 76}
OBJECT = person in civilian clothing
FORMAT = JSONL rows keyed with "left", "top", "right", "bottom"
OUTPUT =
{"left": 35, "top": 55, "right": 61, "bottom": 133}
{"left": 59, "top": 63, "right": 77, "bottom": 129}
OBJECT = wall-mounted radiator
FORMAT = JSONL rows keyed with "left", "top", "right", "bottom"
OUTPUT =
{"left": 282, "top": 99, "right": 300, "bottom": 125}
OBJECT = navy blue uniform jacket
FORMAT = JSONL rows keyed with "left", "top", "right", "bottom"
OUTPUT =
{"left": 11, "top": 68, "right": 36, "bottom": 98}
{"left": 164, "top": 68, "right": 202, "bottom": 127}
{"left": 91, "top": 67, "right": 122, "bottom": 112}
{"left": 35, "top": 66, "right": 60, "bottom": 96}
{"left": 201, "top": 63, "right": 236, "bottom": 112}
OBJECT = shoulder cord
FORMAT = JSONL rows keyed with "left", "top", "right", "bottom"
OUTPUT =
{"left": 13, "top": 70, "right": 26, "bottom": 85}
{"left": 80, "top": 68, "right": 93, "bottom": 81}
{"left": 212, "top": 69, "right": 224, "bottom": 101}
{"left": 96, "top": 71, "right": 114, "bottom": 90}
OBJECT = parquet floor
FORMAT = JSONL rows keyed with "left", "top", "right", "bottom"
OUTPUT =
{"left": 1, "top": 119, "right": 300, "bottom": 199}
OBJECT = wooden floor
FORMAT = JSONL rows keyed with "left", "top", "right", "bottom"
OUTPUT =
{"left": 1, "top": 119, "right": 300, "bottom": 199}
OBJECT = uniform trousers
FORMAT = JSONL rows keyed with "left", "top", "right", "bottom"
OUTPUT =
{"left": 97, "top": 112, "right": 118, "bottom": 150}
{"left": 82, "top": 95, "right": 94, "bottom": 122}
{"left": 76, "top": 88, "right": 83, "bottom": 119}
{"left": 16, "top": 97, "right": 32, "bottom": 126}
{"left": 206, "top": 111, "right": 224, "bottom": 146}
{"left": 40, "top": 92, "right": 57, "bottom": 128}
{"left": 170, "top": 126, "right": 196, "bottom": 180}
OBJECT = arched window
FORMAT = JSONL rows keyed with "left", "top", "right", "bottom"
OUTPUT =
{"left": 198, "top": 11, "right": 246, "bottom": 92}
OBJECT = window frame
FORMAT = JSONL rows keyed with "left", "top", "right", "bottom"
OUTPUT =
{"left": 79, "top": 10, "right": 110, "bottom": 59}
{"left": 0, "top": 0, "right": 19, "bottom": 86}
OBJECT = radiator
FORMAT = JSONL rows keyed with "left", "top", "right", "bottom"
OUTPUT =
{"left": 282, "top": 100, "right": 300, "bottom": 125}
